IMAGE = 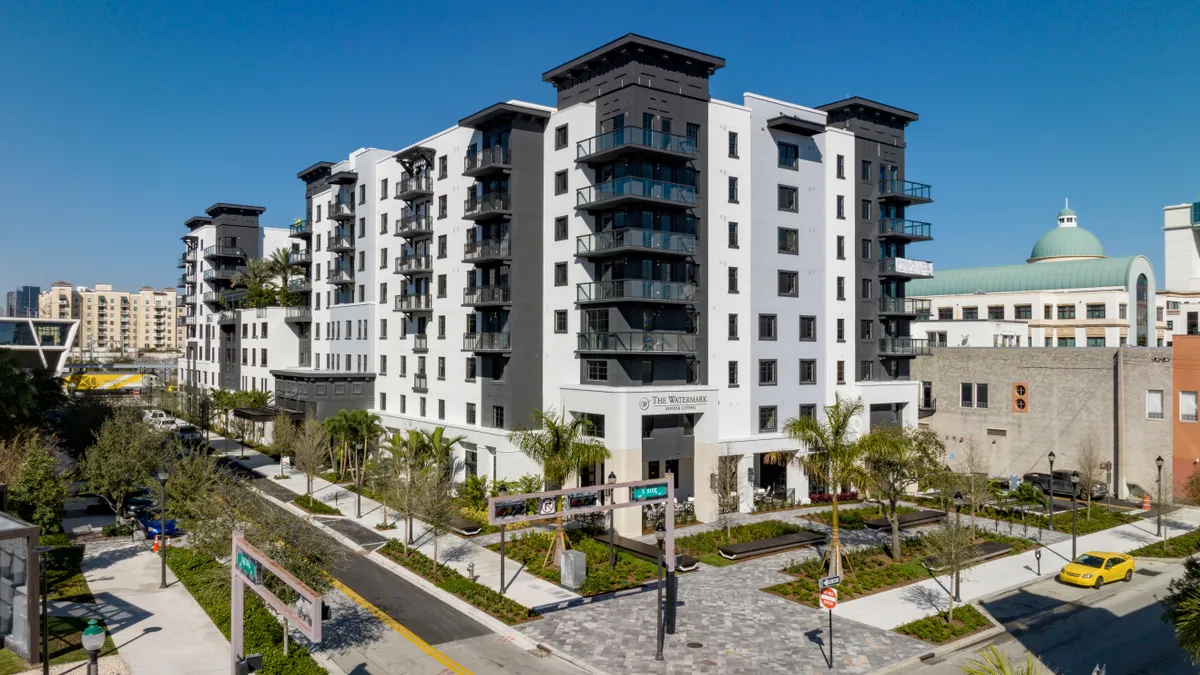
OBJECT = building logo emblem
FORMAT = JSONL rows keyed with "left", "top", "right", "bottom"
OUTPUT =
{"left": 639, "top": 398, "right": 650, "bottom": 411}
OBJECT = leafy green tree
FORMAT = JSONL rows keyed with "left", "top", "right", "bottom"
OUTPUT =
{"left": 0, "top": 351, "right": 66, "bottom": 440}
{"left": 8, "top": 439, "right": 66, "bottom": 533}
{"left": 81, "top": 410, "right": 169, "bottom": 521}
{"left": 1007, "top": 482, "right": 1045, "bottom": 538}
{"left": 292, "top": 420, "right": 329, "bottom": 498}
{"left": 922, "top": 518, "right": 978, "bottom": 624}
{"left": 267, "top": 248, "right": 302, "bottom": 292}
{"left": 509, "top": 408, "right": 610, "bottom": 567}
{"left": 231, "top": 259, "right": 279, "bottom": 309}
{"left": 417, "top": 439, "right": 462, "bottom": 579}
{"left": 324, "top": 410, "right": 356, "bottom": 479}
{"left": 1163, "top": 556, "right": 1200, "bottom": 663}
{"left": 862, "top": 426, "right": 945, "bottom": 560}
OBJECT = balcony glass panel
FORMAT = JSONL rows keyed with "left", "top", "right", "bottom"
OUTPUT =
{"left": 463, "top": 286, "right": 511, "bottom": 305}
{"left": 463, "top": 332, "right": 511, "bottom": 351}
{"left": 576, "top": 127, "right": 698, "bottom": 160}
{"left": 577, "top": 177, "right": 696, "bottom": 208}
{"left": 879, "top": 218, "right": 932, "bottom": 239}
{"left": 576, "top": 229, "right": 696, "bottom": 256}
{"left": 879, "top": 179, "right": 932, "bottom": 201}
{"left": 576, "top": 280, "right": 698, "bottom": 303}
{"left": 577, "top": 331, "right": 697, "bottom": 353}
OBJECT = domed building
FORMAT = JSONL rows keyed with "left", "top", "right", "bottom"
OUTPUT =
{"left": 908, "top": 203, "right": 1166, "bottom": 348}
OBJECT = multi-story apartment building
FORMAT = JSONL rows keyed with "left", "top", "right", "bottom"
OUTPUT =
{"left": 39, "top": 281, "right": 184, "bottom": 357}
{"left": 177, "top": 35, "right": 933, "bottom": 535}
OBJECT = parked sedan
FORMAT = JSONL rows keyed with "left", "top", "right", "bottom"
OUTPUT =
{"left": 138, "top": 510, "right": 178, "bottom": 539}
{"left": 1059, "top": 551, "right": 1134, "bottom": 588}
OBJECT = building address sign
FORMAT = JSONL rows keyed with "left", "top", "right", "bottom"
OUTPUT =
{"left": 639, "top": 394, "right": 708, "bottom": 412}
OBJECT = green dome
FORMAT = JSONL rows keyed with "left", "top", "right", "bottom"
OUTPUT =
{"left": 1058, "top": 207, "right": 1076, "bottom": 217}
{"left": 1029, "top": 226, "right": 1104, "bottom": 261}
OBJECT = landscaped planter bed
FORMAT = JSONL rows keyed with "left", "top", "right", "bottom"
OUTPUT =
{"left": 800, "top": 504, "right": 920, "bottom": 530}
{"left": 487, "top": 530, "right": 659, "bottom": 596}
{"left": 895, "top": 605, "right": 992, "bottom": 644}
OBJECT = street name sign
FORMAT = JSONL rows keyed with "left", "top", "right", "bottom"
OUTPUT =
{"left": 236, "top": 549, "right": 261, "bottom": 585}
{"left": 819, "top": 575, "right": 841, "bottom": 590}
{"left": 631, "top": 483, "right": 668, "bottom": 502}
{"left": 819, "top": 587, "right": 838, "bottom": 610}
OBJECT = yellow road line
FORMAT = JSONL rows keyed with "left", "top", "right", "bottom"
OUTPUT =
{"left": 330, "top": 577, "right": 472, "bottom": 675}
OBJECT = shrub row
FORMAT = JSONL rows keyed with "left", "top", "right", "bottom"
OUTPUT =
{"left": 1129, "top": 527, "right": 1200, "bottom": 558}
{"left": 489, "top": 531, "right": 658, "bottom": 596}
{"left": 801, "top": 505, "right": 918, "bottom": 530}
{"left": 895, "top": 604, "right": 992, "bottom": 644}
{"left": 808, "top": 492, "right": 860, "bottom": 504}
{"left": 674, "top": 520, "right": 805, "bottom": 556}
{"left": 293, "top": 495, "right": 341, "bottom": 515}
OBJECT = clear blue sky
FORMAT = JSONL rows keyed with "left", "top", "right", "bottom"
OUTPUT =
{"left": 1, "top": 0, "right": 1197, "bottom": 298}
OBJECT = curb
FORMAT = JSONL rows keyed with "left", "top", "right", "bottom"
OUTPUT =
{"left": 869, "top": 602, "right": 1006, "bottom": 675}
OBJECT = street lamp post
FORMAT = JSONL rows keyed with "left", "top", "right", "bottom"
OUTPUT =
{"left": 158, "top": 468, "right": 169, "bottom": 589}
{"left": 1047, "top": 451, "right": 1056, "bottom": 534}
{"left": 1070, "top": 471, "right": 1079, "bottom": 561}
{"left": 953, "top": 491, "right": 964, "bottom": 602}
{"left": 1156, "top": 455, "right": 1165, "bottom": 537}
{"left": 497, "top": 484, "right": 507, "bottom": 595}
{"left": 81, "top": 618, "right": 106, "bottom": 675}
{"left": 655, "top": 521, "right": 666, "bottom": 662}
{"left": 32, "top": 545, "right": 55, "bottom": 675}
{"left": 607, "top": 471, "right": 617, "bottom": 570}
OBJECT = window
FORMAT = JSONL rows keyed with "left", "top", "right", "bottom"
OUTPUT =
{"left": 836, "top": 235, "right": 845, "bottom": 259}
{"left": 1015, "top": 305, "right": 1032, "bottom": 320}
{"left": 436, "top": 356, "right": 445, "bottom": 380}
{"left": 860, "top": 200, "right": 872, "bottom": 220}
{"left": 554, "top": 262, "right": 568, "bottom": 286}
{"left": 585, "top": 360, "right": 608, "bottom": 381}
{"left": 400, "top": 355, "right": 406, "bottom": 376}
{"left": 836, "top": 360, "right": 845, "bottom": 383}
{"left": 728, "top": 313, "right": 739, "bottom": 339}
{"left": 438, "top": 195, "right": 447, "bottom": 219}
{"left": 379, "top": 318, "right": 387, "bottom": 338}
{"left": 358, "top": 185, "right": 366, "bottom": 204}
{"left": 380, "top": 392, "right": 387, "bottom": 410}
{"left": 437, "top": 399, "right": 445, "bottom": 420}
{"left": 988, "top": 306, "right": 1005, "bottom": 320}
{"left": 1169, "top": 320, "right": 1175, "bottom": 330}
{"left": 466, "top": 403, "right": 476, "bottom": 425}
{"left": 728, "top": 177, "right": 739, "bottom": 203}
{"left": 961, "top": 382, "right": 974, "bottom": 407}
{"left": 860, "top": 238, "right": 871, "bottom": 260}
{"left": 962, "top": 306, "right": 978, "bottom": 321}
{"left": 1182, "top": 391, "right": 1198, "bottom": 422}
{"left": 860, "top": 320, "right": 872, "bottom": 340}
{"left": 1120, "top": 303, "right": 1127, "bottom": 319}
{"left": 861, "top": 160, "right": 871, "bottom": 180}
{"left": 379, "top": 248, "right": 388, "bottom": 268}
{"left": 799, "top": 316, "right": 816, "bottom": 341}
{"left": 759, "top": 314, "right": 777, "bottom": 340}
{"left": 379, "top": 355, "right": 387, "bottom": 375}
{"left": 399, "top": 395, "right": 406, "bottom": 414}
{"left": 860, "top": 278, "right": 872, "bottom": 300}
{"left": 1087, "top": 336, "right": 1106, "bottom": 347}
{"left": 1058, "top": 305, "right": 1076, "bottom": 320}
{"left": 976, "top": 384, "right": 989, "bottom": 409}
{"left": 836, "top": 195, "right": 845, "bottom": 219}
{"left": 380, "top": 178, "right": 388, "bottom": 200}
{"left": 778, "top": 228, "right": 798, "bottom": 254}
{"left": 554, "top": 216, "right": 568, "bottom": 241}
{"left": 578, "top": 413, "right": 605, "bottom": 438}
{"left": 836, "top": 318, "right": 845, "bottom": 342}
{"left": 1087, "top": 304, "right": 1106, "bottom": 319}
{"left": 1044, "top": 305, "right": 1053, "bottom": 320}
{"left": 1158, "top": 306, "right": 1164, "bottom": 321}
{"left": 729, "top": 267, "right": 739, "bottom": 293}
{"left": 836, "top": 155, "right": 845, "bottom": 179}
{"left": 778, "top": 142, "right": 799, "bottom": 169}
{"left": 437, "top": 275, "right": 446, "bottom": 298}
{"left": 728, "top": 222, "right": 739, "bottom": 248}
{"left": 728, "top": 131, "right": 738, "bottom": 157}
{"left": 554, "top": 310, "right": 568, "bottom": 333}
{"left": 1045, "top": 337, "right": 1053, "bottom": 347}
{"left": 465, "top": 357, "right": 476, "bottom": 381}
{"left": 728, "top": 361, "right": 738, "bottom": 387}
{"left": 799, "top": 359, "right": 816, "bottom": 384}
{"left": 555, "top": 124, "right": 568, "bottom": 150}
{"left": 859, "top": 361, "right": 873, "bottom": 381}
{"left": 1147, "top": 390, "right": 1164, "bottom": 419}
{"left": 358, "top": 250, "right": 365, "bottom": 270}
{"left": 438, "top": 155, "right": 447, "bottom": 179}
{"left": 758, "top": 359, "right": 777, "bottom": 385}
{"left": 758, "top": 406, "right": 778, "bottom": 432}
{"left": 778, "top": 271, "right": 798, "bottom": 297}
{"left": 437, "top": 315, "right": 446, "bottom": 339}
{"left": 1058, "top": 337, "right": 1076, "bottom": 347}
{"left": 554, "top": 171, "right": 568, "bottom": 195}
{"left": 492, "top": 406, "right": 505, "bottom": 428}
{"left": 836, "top": 277, "right": 845, "bottom": 301}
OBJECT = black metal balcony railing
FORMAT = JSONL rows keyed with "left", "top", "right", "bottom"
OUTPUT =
{"left": 879, "top": 179, "right": 933, "bottom": 202}
{"left": 879, "top": 257, "right": 934, "bottom": 278}
{"left": 879, "top": 218, "right": 933, "bottom": 240}
{"left": 285, "top": 307, "right": 312, "bottom": 322}
{"left": 576, "top": 177, "right": 697, "bottom": 209}
{"left": 464, "top": 147, "right": 512, "bottom": 175}
{"left": 576, "top": 229, "right": 697, "bottom": 257}
{"left": 878, "top": 337, "right": 932, "bottom": 356}
{"left": 463, "top": 332, "right": 511, "bottom": 352}
{"left": 396, "top": 255, "right": 433, "bottom": 275}
{"left": 218, "top": 310, "right": 237, "bottom": 324}
{"left": 290, "top": 220, "right": 311, "bottom": 236}
{"left": 203, "top": 245, "right": 248, "bottom": 259}
{"left": 395, "top": 294, "right": 432, "bottom": 312}
{"left": 413, "top": 334, "right": 428, "bottom": 352}
{"left": 413, "top": 373, "right": 429, "bottom": 392}
{"left": 463, "top": 237, "right": 511, "bottom": 263}
{"left": 329, "top": 203, "right": 355, "bottom": 220}
{"left": 576, "top": 127, "right": 698, "bottom": 162}
{"left": 463, "top": 285, "right": 511, "bottom": 306}
{"left": 397, "top": 176, "right": 433, "bottom": 200}
{"left": 576, "top": 280, "right": 698, "bottom": 304}
{"left": 464, "top": 192, "right": 512, "bottom": 219}
{"left": 289, "top": 278, "right": 312, "bottom": 293}
{"left": 203, "top": 266, "right": 244, "bottom": 281}
{"left": 577, "top": 331, "right": 698, "bottom": 354}
{"left": 329, "top": 268, "right": 354, "bottom": 284}
{"left": 878, "top": 296, "right": 932, "bottom": 315}
{"left": 328, "top": 234, "right": 354, "bottom": 251}
{"left": 396, "top": 214, "right": 433, "bottom": 237}
{"left": 919, "top": 399, "right": 937, "bottom": 419}
{"left": 290, "top": 250, "right": 313, "bottom": 264}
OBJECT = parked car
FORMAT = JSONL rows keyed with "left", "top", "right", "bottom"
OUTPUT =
{"left": 123, "top": 489, "right": 155, "bottom": 518}
{"left": 174, "top": 425, "right": 204, "bottom": 447}
{"left": 143, "top": 409, "right": 169, "bottom": 425}
{"left": 138, "top": 510, "right": 178, "bottom": 539}
{"left": 1022, "top": 471, "right": 1107, "bottom": 499}
{"left": 1059, "top": 551, "right": 1134, "bottom": 589}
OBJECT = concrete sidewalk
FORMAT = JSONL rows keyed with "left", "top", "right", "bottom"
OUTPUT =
{"left": 75, "top": 539, "right": 227, "bottom": 675}
{"left": 838, "top": 505, "right": 1200, "bottom": 629}
{"left": 212, "top": 438, "right": 580, "bottom": 612}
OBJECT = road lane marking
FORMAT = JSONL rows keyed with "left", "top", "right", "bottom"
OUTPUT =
{"left": 330, "top": 577, "right": 473, "bottom": 675}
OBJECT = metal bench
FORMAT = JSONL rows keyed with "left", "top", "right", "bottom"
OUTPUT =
{"left": 863, "top": 509, "right": 947, "bottom": 531}
{"left": 717, "top": 531, "right": 825, "bottom": 561}
{"left": 591, "top": 533, "right": 700, "bottom": 571}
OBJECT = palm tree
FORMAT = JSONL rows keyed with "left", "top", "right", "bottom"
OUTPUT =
{"left": 779, "top": 393, "right": 869, "bottom": 578}
{"left": 267, "top": 247, "right": 301, "bottom": 290}
{"left": 231, "top": 259, "right": 277, "bottom": 308}
{"left": 386, "top": 430, "right": 431, "bottom": 555}
{"left": 350, "top": 410, "right": 385, "bottom": 517}
{"left": 960, "top": 646, "right": 1050, "bottom": 674}
{"left": 324, "top": 410, "right": 356, "bottom": 480}
{"left": 508, "top": 408, "right": 611, "bottom": 568}
{"left": 1008, "top": 482, "right": 1045, "bottom": 538}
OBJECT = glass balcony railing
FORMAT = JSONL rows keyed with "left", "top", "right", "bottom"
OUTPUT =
{"left": 463, "top": 285, "right": 511, "bottom": 305}
{"left": 285, "top": 307, "right": 312, "bottom": 322}
{"left": 218, "top": 310, "right": 237, "bottom": 324}
{"left": 577, "top": 331, "right": 698, "bottom": 354}
{"left": 463, "top": 332, "right": 511, "bottom": 352}
{"left": 878, "top": 337, "right": 931, "bottom": 356}
{"left": 203, "top": 245, "right": 247, "bottom": 259}
{"left": 879, "top": 218, "right": 932, "bottom": 239}
{"left": 879, "top": 179, "right": 932, "bottom": 202}
{"left": 879, "top": 257, "right": 934, "bottom": 277}
{"left": 576, "top": 127, "right": 698, "bottom": 161}
{"left": 464, "top": 192, "right": 512, "bottom": 219}
{"left": 576, "top": 229, "right": 697, "bottom": 256}
{"left": 329, "top": 203, "right": 355, "bottom": 220}
{"left": 203, "top": 266, "right": 244, "bottom": 281}
{"left": 290, "top": 220, "right": 311, "bottom": 236}
{"left": 328, "top": 234, "right": 355, "bottom": 251}
{"left": 576, "top": 280, "right": 698, "bottom": 303}
{"left": 878, "top": 296, "right": 931, "bottom": 315}
{"left": 463, "top": 237, "right": 511, "bottom": 263}
{"left": 577, "top": 177, "right": 696, "bottom": 209}
{"left": 290, "top": 250, "right": 313, "bottom": 264}
{"left": 289, "top": 278, "right": 312, "bottom": 292}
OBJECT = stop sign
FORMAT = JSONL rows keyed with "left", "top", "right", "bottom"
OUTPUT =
{"left": 819, "top": 587, "right": 838, "bottom": 610}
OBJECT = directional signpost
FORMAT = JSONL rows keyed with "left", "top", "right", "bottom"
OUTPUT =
{"left": 820, "top": 586, "right": 838, "bottom": 670}
{"left": 818, "top": 575, "right": 840, "bottom": 590}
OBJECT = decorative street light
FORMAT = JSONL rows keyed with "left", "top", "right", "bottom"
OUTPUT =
{"left": 953, "top": 491, "right": 964, "bottom": 602}
{"left": 157, "top": 468, "right": 169, "bottom": 589}
{"left": 1070, "top": 471, "right": 1080, "bottom": 561}
{"left": 607, "top": 471, "right": 618, "bottom": 570}
{"left": 1047, "top": 451, "right": 1057, "bottom": 533}
{"left": 655, "top": 521, "right": 666, "bottom": 662}
{"left": 81, "top": 618, "right": 106, "bottom": 675}
{"left": 498, "top": 484, "right": 507, "bottom": 595}
{"left": 1156, "top": 456, "right": 1165, "bottom": 537}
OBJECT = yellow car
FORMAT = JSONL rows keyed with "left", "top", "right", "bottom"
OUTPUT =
{"left": 1059, "top": 552, "right": 1135, "bottom": 589}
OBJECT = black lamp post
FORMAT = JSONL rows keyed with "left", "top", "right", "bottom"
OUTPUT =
{"left": 607, "top": 471, "right": 617, "bottom": 570}
{"left": 654, "top": 521, "right": 666, "bottom": 662}
{"left": 1156, "top": 455, "right": 1165, "bottom": 537}
{"left": 498, "top": 484, "right": 507, "bottom": 595}
{"left": 953, "top": 491, "right": 964, "bottom": 602}
{"left": 157, "top": 468, "right": 169, "bottom": 589}
{"left": 32, "top": 545, "right": 55, "bottom": 675}
{"left": 1070, "top": 471, "right": 1079, "bottom": 561}
{"left": 1047, "top": 451, "right": 1056, "bottom": 533}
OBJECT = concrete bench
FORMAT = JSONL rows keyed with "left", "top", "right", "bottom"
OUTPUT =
{"left": 447, "top": 514, "right": 482, "bottom": 536}
{"left": 717, "top": 531, "right": 825, "bottom": 561}
{"left": 863, "top": 509, "right": 947, "bottom": 531}
{"left": 591, "top": 533, "right": 700, "bottom": 571}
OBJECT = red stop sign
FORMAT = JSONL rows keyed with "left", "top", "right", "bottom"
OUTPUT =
{"left": 819, "top": 587, "right": 838, "bottom": 610}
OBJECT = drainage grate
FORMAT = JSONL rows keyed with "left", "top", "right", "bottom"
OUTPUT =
{"left": 687, "top": 642, "right": 703, "bottom": 649}
{"left": 1136, "top": 569, "right": 1162, "bottom": 577}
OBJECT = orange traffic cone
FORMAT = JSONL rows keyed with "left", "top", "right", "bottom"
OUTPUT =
{"left": 152, "top": 535, "right": 160, "bottom": 553}
{"left": 1142, "top": 494, "right": 1152, "bottom": 511}
{"left": 165, "top": 537, "right": 172, "bottom": 549}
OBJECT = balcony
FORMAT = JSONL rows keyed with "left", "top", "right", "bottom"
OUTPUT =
{"left": 285, "top": 307, "right": 312, "bottom": 323}
{"left": 918, "top": 399, "right": 937, "bottom": 419}
{"left": 290, "top": 220, "right": 312, "bottom": 237}
{"left": 183, "top": 294, "right": 196, "bottom": 305}
{"left": 176, "top": 317, "right": 187, "bottom": 327}
{"left": 576, "top": 229, "right": 696, "bottom": 258}
{"left": 203, "top": 245, "right": 247, "bottom": 260}
{"left": 576, "top": 331, "right": 698, "bottom": 354}
{"left": 329, "top": 203, "right": 355, "bottom": 221}
{"left": 396, "top": 176, "right": 433, "bottom": 201}
{"left": 396, "top": 255, "right": 433, "bottom": 275}
{"left": 328, "top": 234, "right": 355, "bottom": 252}
{"left": 291, "top": 250, "right": 313, "bottom": 265}
{"left": 879, "top": 218, "right": 933, "bottom": 242}
{"left": 463, "top": 238, "right": 511, "bottom": 264}
{"left": 576, "top": 126, "right": 698, "bottom": 165}
{"left": 463, "top": 192, "right": 512, "bottom": 220}
{"left": 412, "top": 334, "right": 429, "bottom": 352}
{"left": 878, "top": 337, "right": 932, "bottom": 357}
{"left": 879, "top": 179, "right": 933, "bottom": 205}
{"left": 289, "top": 278, "right": 312, "bottom": 293}
{"left": 463, "top": 147, "right": 512, "bottom": 178}
{"left": 203, "top": 266, "right": 244, "bottom": 282}
{"left": 878, "top": 296, "right": 931, "bottom": 316}
{"left": 463, "top": 285, "right": 511, "bottom": 307}
{"left": 395, "top": 214, "right": 433, "bottom": 238}
{"left": 576, "top": 177, "right": 696, "bottom": 212}
{"left": 395, "top": 294, "right": 432, "bottom": 312}
{"left": 879, "top": 257, "right": 934, "bottom": 278}
{"left": 463, "top": 332, "right": 511, "bottom": 353}
{"left": 413, "top": 373, "right": 429, "bottom": 393}
{"left": 218, "top": 310, "right": 237, "bottom": 325}
{"left": 201, "top": 291, "right": 225, "bottom": 304}
{"left": 576, "top": 280, "right": 698, "bottom": 305}
{"left": 177, "top": 275, "right": 188, "bottom": 287}
{"left": 329, "top": 268, "right": 354, "bottom": 284}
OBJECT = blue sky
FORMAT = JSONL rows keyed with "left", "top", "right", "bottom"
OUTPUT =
{"left": 1, "top": 0, "right": 1197, "bottom": 299}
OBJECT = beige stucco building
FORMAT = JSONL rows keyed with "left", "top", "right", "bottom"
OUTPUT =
{"left": 39, "top": 282, "right": 184, "bottom": 357}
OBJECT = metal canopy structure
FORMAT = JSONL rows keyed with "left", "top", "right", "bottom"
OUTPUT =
{"left": 231, "top": 406, "right": 305, "bottom": 423}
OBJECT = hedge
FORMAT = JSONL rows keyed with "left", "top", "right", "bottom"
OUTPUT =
{"left": 675, "top": 520, "right": 805, "bottom": 556}
{"left": 166, "top": 548, "right": 326, "bottom": 675}
{"left": 801, "top": 505, "right": 919, "bottom": 530}
{"left": 293, "top": 495, "right": 341, "bottom": 516}
{"left": 1129, "top": 527, "right": 1200, "bottom": 558}
{"left": 895, "top": 604, "right": 992, "bottom": 644}
{"left": 488, "top": 530, "right": 658, "bottom": 596}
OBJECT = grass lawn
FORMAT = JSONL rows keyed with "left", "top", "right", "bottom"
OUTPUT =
{"left": 895, "top": 605, "right": 992, "bottom": 644}
{"left": 1129, "top": 527, "right": 1200, "bottom": 557}
{"left": 488, "top": 530, "right": 659, "bottom": 596}
{"left": 292, "top": 494, "right": 342, "bottom": 515}
{"left": 0, "top": 617, "right": 119, "bottom": 674}
{"left": 801, "top": 504, "right": 919, "bottom": 530}
{"left": 697, "top": 553, "right": 736, "bottom": 567}
{"left": 674, "top": 520, "right": 807, "bottom": 558}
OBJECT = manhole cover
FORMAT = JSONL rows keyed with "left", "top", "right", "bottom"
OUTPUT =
{"left": 687, "top": 642, "right": 703, "bottom": 649}
{"left": 1136, "top": 569, "right": 1162, "bottom": 577}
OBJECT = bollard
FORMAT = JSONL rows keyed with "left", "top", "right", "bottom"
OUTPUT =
{"left": 467, "top": 561, "right": 476, "bottom": 583}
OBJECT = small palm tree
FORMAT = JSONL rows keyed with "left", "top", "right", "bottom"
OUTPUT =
{"left": 1009, "top": 482, "right": 1045, "bottom": 538}
{"left": 960, "top": 646, "right": 1050, "bottom": 675}
{"left": 323, "top": 410, "right": 356, "bottom": 480}
{"left": 231, "top": 259, "right": 277, "bottom": 308}
{"left": 349, "top": 410, "right": 385, "bottom": 517}
{"left": 509, "top": 408, "right": 611, "bottom": 567}
{"left": 268, "top": 247, "right": 302, "bottom": 289}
